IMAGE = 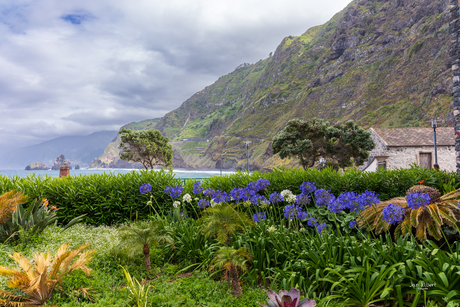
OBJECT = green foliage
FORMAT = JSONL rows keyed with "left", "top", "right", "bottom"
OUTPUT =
{"left": 272, "top": 118, "right": 375, "bottom": 169}
{"left": 0, "top": 169, "right": 182, "bottom": 226}
{"left": 0, "top": 197, "right": 84, "bottom": 244}
{"left": 119, "top": 128, "right": 173, "bottom": 169}
{"left": 116, "top": 219, "right": 174, "bottom": 270}
{"left": 119, "top": 265, "right": 152, "bottom": 307}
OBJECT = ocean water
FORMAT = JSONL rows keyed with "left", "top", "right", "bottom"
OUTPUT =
{"left": 0, "top": 168, "right": 235, "bottom": 180}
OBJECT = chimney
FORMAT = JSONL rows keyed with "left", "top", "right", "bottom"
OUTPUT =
{"left": 59, "top": 163, "right": 70, "bottom": 178}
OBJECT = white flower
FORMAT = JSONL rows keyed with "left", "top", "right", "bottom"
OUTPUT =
{"left": 299, "top": 227, "right": 306, "bottom": 232}
{"left": 146, "top": 201, "right": 152, "bottom": 206}
{"left": 183, "top": 194, "right": 192, "bottom": 203}
{"left": 173, "top": 201, "right": 181, "bottom": 208}
{"left": 210, "top": 199, "right": 217, "bottom": 207}
{"left": 194, "top": 197, "right": 199, "bottom": 201}
{"left": 267, "top": 225, "right": 277, "bottom": 233}
{"left": 281, "top": 190, "right": 296, "bottom": 203}
{"left": 280, "top": 189, "right": 292, "bottom": 197}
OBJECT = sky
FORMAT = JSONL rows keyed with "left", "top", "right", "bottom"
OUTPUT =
{"left": 0, "top": 0, "right": 352, "bottom": 153}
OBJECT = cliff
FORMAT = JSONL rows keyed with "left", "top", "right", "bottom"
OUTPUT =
{"left": 96, "top": 0, "right": 454, "bottom": 170}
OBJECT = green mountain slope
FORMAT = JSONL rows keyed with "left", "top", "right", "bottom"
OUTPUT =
{"left": 97, "top": 0, "right": 454, "bottom": 170}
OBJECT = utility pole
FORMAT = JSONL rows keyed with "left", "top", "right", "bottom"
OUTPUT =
{"left": 244, "top": 141, "right": 251, "bottom": 172}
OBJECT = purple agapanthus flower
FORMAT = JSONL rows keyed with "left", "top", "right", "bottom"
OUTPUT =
{"left": 314, "top": 189, "right": 335, "bottom": 207}
{"left": 241, "top": 188, "right": 256, "bottom": 202}
{"left": 407, "top": 192, "right": 430, "bottom": 210}
{"left": 192, "top": 181, "right": 203, "bottom": 195}
{"left": 295, "top": 193, "right": 311, "bottom": 206}
{"left": 337, "top": 192, "right": 359, "bottom": 212}
{"left": 358, "top": 191, "right": 380, "bottom": 208}
{"left": 251, "top": 195, "right": 268, "bottom": 206}
{"left": 283, "top": 204, "right": 308, "bottom": 220}
{"left": 203, "top": 188, "right": 215, "bottom": 198}
{"left": 212, "top": 190, "right": 230, "bottom": 203}
{"left": 307, "top": 217, "right": 318, "bottom": 227}
{"left": 164, "top": 185, "right": 184, "bottom": 199}
{"left": 253, "top": 212, "right": 267, "bottom": 222}
{"left": 255, "top": 179, "right": 270, "bottom": 191}
{"left": 230, "top": 188, "right": 245, "bottom": 201}
{"left": 198, "top": 199, "right": 209, "bottom": 209}
{"left": 328, "top": 200, "right": 342, "bottom": 213}
{"left": 316, "top": 223, "right": 327, "bottom": 234}
{"left": 349, "top": 220, "right": 357, "bottom": 229}
{"left": 382, "top": 204, "right": 405, "bottom": 224}
{"left": 269, "top": 192, "right": 284, "bottom": 204}
{"left": 140, "top": 183, "right": 152, "bottom": 194}
{"left": 246, "top": 182, "right": 257, "bottom": 191}
{"left": 300, "top": 182, "right": 317, "bottom": 195}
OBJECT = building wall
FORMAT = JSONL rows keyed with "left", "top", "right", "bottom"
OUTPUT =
{"left": 385, "top": 146, "right": 456, "bottom": 171}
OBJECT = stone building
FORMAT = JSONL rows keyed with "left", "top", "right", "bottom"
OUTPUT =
{"left": 362, "top": 128, "right": 456, "bottom": 172}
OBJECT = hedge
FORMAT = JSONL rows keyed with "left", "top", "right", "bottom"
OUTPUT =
{"left": 1, "top": 167, "right": 458, "bottom": 225}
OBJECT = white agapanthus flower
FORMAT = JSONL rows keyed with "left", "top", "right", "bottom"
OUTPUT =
{"left": 194, "top": 197, "right": 199, "bottom": 201}
{"left": 267, "top": 225, "right": 277, "bottom": 233}
{"left": 183, "top": 193, "right": 192, "bottom": 203}
{"left": 281, "top": 189, "right": 296, "bottom": 203}
{"left": 173, "top": 201, "right": 181, "bottom": 208}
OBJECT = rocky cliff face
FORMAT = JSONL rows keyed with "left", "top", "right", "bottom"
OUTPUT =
{"left": 25, "top": 162, "right": 50, "bottom": 170}
{"left": 97, "top": 0, "right": 455, "bottom": 170}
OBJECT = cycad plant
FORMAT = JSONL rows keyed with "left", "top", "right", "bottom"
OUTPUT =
{"left": 199, "top": 202, "right": 254, "bottom": 246}
{"left": 210, "top": 246, "right": 251, "bottom": 296}
{"left": 0, "top": 243, "right": 95, "bottom": 306}
{"left": 357, "top": 185, "right": 460, "bottom": 241}
{"left": 116, "top": 219, "right": 174, "bottom": 270}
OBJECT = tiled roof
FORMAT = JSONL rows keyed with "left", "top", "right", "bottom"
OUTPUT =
{"left": 370, "top": 127, "right": 455, "bottom": 147}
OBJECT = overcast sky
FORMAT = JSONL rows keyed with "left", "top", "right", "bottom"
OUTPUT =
{"left": 0, "top": 0, "right": 352, "bottom": 153}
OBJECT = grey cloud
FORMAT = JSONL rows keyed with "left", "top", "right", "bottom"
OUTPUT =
{"left": 0, "top": 0, "right": 352, "bottom": 153}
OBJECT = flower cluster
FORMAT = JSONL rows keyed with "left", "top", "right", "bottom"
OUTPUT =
{"left": 300, "top": 181, "right": 317, "bottom": 194}
{"left": 382, "top": 204, "right": 405, "bottom": 224}
{"left": 212, "top": 190, "right": 230, "bottom": 203}
{"left": 295, "top": 193, "right": 310, "bottom": 206}
{"left": 192, "top": 181, "right": 203, "bottom": 195}
{"left": 253, "top": 212, "right": 267, "bottom": 222}
{"left": 330, "top": 191, "right": 380, "bottom": 213}
{"left": 281, "top": 190, "right": 296, "bottom": 203}
{"left": 306, "top": 216, "right": 326, "bottom": 234}
{"left": 269, "top": 192, "right": 283, "bottom": 203}
{"left": 314, "top": 189, "right": 335, "bottom": 207}
{"left": 182, "top": 193, "right": 192, "bottom": 203}
{"left": 203, "top": 188, "right": 215, "bottom": 198}
{"left": 140, "top": 183, "right": 152, "bottom": 194}
{"left": 173, "top": 201, "right": 181, "bottom": 208}
{"left": 348, "top": 220, "right": 357, "bottom": 229}
{"left": 255, "top": 179, "right": 270, "bottom": 191}
{"left": 164, "top": 185, "right": 184, "bottom": 199}
{"left": 283, "top": 204, "right": 308, "bottom": 220}
{"left": 198, "top": 199, "right": 209, "bottom": 209}
{"left": 406, "top": 192, "right": 430, "bottom": 210}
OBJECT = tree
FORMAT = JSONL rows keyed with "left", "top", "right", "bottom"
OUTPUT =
{"left": 199, "top": 203, "right": 254, "bottom": 246}
{"left": 116, "top": 220, "right": 174, "bottom": 270}
{"left": 210, "top": 246, "right": 251, "bottom": 296}
{"left": 118, "top": 128, "right": 173, "bottom": 170}
{"left": 272, "top": 118, "right": 375, "bottom": 169}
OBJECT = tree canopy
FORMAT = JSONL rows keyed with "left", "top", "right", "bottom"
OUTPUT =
{"left": 272, "top": 118, "right": 375, "bottom": 169}
{"left": 118, "top": 128, "right": 173, "bottom": 170}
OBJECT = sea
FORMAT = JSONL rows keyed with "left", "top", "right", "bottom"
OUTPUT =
{"left": 0, "top": 168, "right": 235, "bottom": 180}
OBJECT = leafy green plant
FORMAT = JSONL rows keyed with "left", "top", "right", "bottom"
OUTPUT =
{"left": 119, "top": 265, "right": 152, "bottom": 307}
{"left": 116, "top": 219, "right": 174, "bottom": 270}
{"left": 210, "top": 246, "right": 252, "bottom": 296}
{"left": 0, "top": 198, "right": 85, "bottom": 244}
{"left": 199, "top": 203, "right": 254, "bottom": 245}
{"left": 322, "top": 259, "right": 400, "bottom": 307}
{"left": 0, "top": 243, "right": 95, "bottom": 306}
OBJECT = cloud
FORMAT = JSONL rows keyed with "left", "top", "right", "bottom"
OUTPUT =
{"left": 0, "top": 0, "right": 352, "bottom": 152}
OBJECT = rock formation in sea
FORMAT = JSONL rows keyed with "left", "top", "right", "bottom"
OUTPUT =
{"left": 51, "top": 154, "right": 72, "bottom": 170}
{"left": 25, "top": 162, "right": 50, "bottom": 170}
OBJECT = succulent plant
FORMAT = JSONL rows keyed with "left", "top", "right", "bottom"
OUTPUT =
{"left": 259, "top": 288, "right": 316, "bottom": 307}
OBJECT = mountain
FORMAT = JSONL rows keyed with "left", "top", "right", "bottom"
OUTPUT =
{"left": 96, "top": 0, "right": 454, "bottom": 170}
{"left": 0, "top": 131, "right": 118, "bottom": 169}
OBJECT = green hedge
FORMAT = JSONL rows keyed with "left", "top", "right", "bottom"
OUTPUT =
{"left": 1, "top": 167, "right": 458, "bottom": 226}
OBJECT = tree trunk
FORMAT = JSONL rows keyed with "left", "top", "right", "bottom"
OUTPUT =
{"left": 143, "top": 244, "right": 151, "bottom": 270}
{"left": 229, "top": 264, "right": 242, "bottom": 296}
